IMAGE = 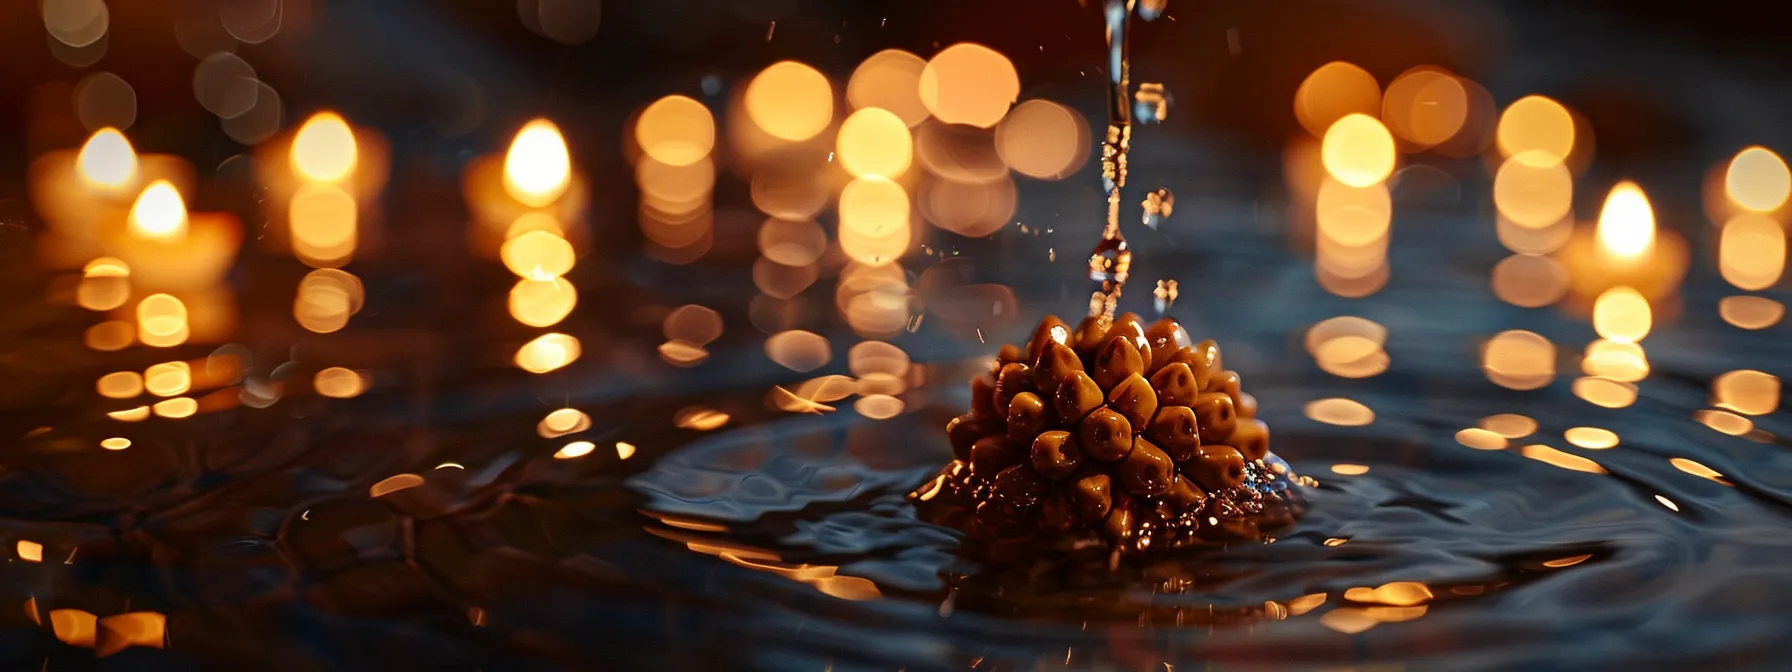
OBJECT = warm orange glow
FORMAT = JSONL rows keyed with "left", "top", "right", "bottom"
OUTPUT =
{"left": 1564, "top": 427, "right": 1619, "bottom": 449}
{"left": 1381, "top": 68, "right": 1467, "bottom": 147}
{"left": 1321, "top": 114, "right": 1396, "bottom": 187}
{"left": 1724, "top": 146, "right": 1790, "bottom": 212}
{"left": 1519, "top": 444, "right": 1607, "bottom": 475}
{"left": 675, "top": 406, "right": 731, "bottom": 431}
{"left": 96, "top": 371, "right": 143, "bottom": 399}
{"left": 1719, "top": 213, "right": 1785, "bottom": 291}
{"left": 17, "top": 540, "right": 43, "bottom": 562}
{"left": 503, "top": 119, "right": 573, "bottom": 207}
{"left": 369, "top": 474, "right": 424, "bottom": 498}
{"left": 128, "top": 180, "right": 187, "bottom": 240}
{"left": 1330, "top": 464, "right": 1371, "bottom": 475}
{"left": 509, "top": 274, "right": 578, "bottom": 327}
{"left": 100, "top": 437, "right": 133, "bottom": 451}
{"left": 136, "top": 294, "right": 188, "bottom": 347}
{"left": 847, "top": 49, "right": 930, "bottom": 126}
{"left": 919, "top": 174, "right": 1016, "bottom": 238}
{"left": 1573, "top": 376, "right": 1637, "bottom": 408}
{"left": 291, "top": 112, "right": 358, "bottom": 182}
{"left": 50, "top": 609, "right": 97, "bottom": 648}
{"left": 1695, "top": 409, "right": 1754, "bottom": 436}
{"left": 1316, "top": 177, "right": 1391, "bottom": 246}
{"left": 1483, "top": 330, "right": 1555, "bottom": 390}
{"left": 501, "top": 230, "right": 576, "bottom": 278}
{"left": 1479, "top": 413, "right": 1537, "bottom": 439}
{"left": 1302, "top": 398, "right": 1375, "bottom": 426}
{"left": 152, "top": 397, "right": 197, "bottom": 418}
{"left": 144, "top": 361, "right": 190, "bottom": 397}
{"left": 918, "top": 43, "right": 1018, "bottom": 128}
{"left": 1306, "top": 316, "right": 1390, "bottom": 379}
{"left": 1294, "top": 61, "right": 1380, "bottom": 138}
{"left": 1491, "top": 254, "right": 1569, "bottom": 308}
{"left": 616, "top": 442, "right": 637, "bottom": 459}
{"left": 1670, "top": 457, "right": 1727, "bottom": 484}
{"left": 86, "top": 321, "right": 134, "bottom": 351}
{"left": 1582, "top": 339, "right": 1650, "bottom": 382}
{"left": 995, "top": 99, "right": 1089, "bottom": 180}
{"left": 77, "top": 258, "right": 130, "bottom": 311}
{"left": 636, "top": 155, "right": 715, "bottom": 214}
{"left": 1592, "top": 286, "right": 1652, "bottom": 343}
{"left": 838, "top": 177, "right": 910, "bottom": 266}
{"left": 289, "top": 183, "right": 358, "bottom": 267}
{"left": 662, "top": 304, "right": 724, "bottom": 345}
{"left": 854, "top": 394, "right": 905, "bottom": 419}
{"left": 314, "top": 367, "right": 366, "bottom": 398}
{"left": 636, "top": 95, "right": 715, "bottom": 167}
{"left": 555, "top": 440, "right": 596, "bottom": 459}
{"left": 837, "top": 108, "right": 912, "bottom": 179}
{"left": 1712, "top": 370, "right": 1779, "bottom": 416}
{"left": 515, "top": 333, "right": 581, "bottom": 373}
{"left": 745, "top": 61, "right": 834, "bottom": 141}
{"left": 1455, "top": 428, "right": 1509, "bottom": 451}
{"left": 1719, "top": 295, "right": 1784, "bottom": 330}
{"left": 77, "top": 128, "right": 137, "bottom": 189}
{"left": 765, "top": 330, "right": 831, "bottom": 372}
{"left": 294, "top": 269, "right": 363, "bottom": 334}
{"left": 1497, "top": 95, "right": 1574, "bottom": 166}
{"left": 537, "top": 408, "right": 591, "bottom": 438}
{"left": 1493, "top": 154, "right": 1572, "bottom": 228}
{"left": 1597, "top": 182, "right": 1657, "bottom": 261}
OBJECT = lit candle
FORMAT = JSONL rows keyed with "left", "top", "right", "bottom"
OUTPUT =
{"left": 1559, "top": 181, "right": 1687, "bottom": 302}
{"left": 250, "top": 111, "right": 388, "bottom": 263}
{"left": 30, "top": 129, "right": 196, "bottom": 269}
{"left": 103, "top": 181, "right": 241, "bottom": 293}
{"left": 462, "top": 118, "right": 588, "bottom": 257}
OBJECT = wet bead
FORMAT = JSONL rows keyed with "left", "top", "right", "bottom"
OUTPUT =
{"left": 969, "top": 374, "right": 1002, "bottom": 426}
{"left": 1144, "top": 317, "right": 1192, "bottom": 368}
{"left": 1069, "top": 472, "right": 1113, "bottom": 520}
{"left": 1118, "top": 437, "right": 1174, "bottom": 496}
{"left": 990, "top": 464, "right": 1048, "bottom": 514}
{"left": 1102, "top": 493, "right": 1135, "bottom": 542}
{"left": 969, "top": 436, "right": 1020, "bottom": 476}
{"left": 1146, "top": 405, "right": 1200, "bottom": 462}
{"left": 1054, "top": 371, "right": 1104, "bottom": 422}
{"left": 1005, "top": 392, "right": 1048, "bottom": 444}
{"left": 1025, "top": 315, "right": 1072, "bottom": 364}
{"left": 946, "top": 413, "right": 986, "bottom": 461}
{"left": 1231, "top": 417, "right": 1270, "bottom": 462}
{"left": 1078, "top": 407, "right": 1134, "bottom": 462}
{"left": 1107, "top": 312, "right": 1154, "bottom": 372}
{"left": 1193, "top": 392, "right": 1237, "bottom": 444}
{"left": 1196, "top": 339, "right": 1223, "bottom": 371}
{"left": 1237, "top": 392, "right": 1258, "bottom": 420}
{"left": 1092, "top": 335, "right": 1144, "bottom": 390}
{"left": 1190, "top": 443, "right": 1246, "bottom": 491}
{"left": 1166, "top": 474, "right": 1207, "bottom": 509}
{"left": 1030, "top": 430, "right": 1083, "bottom": 481}
{"left": 996, "top": 344, "right": 1024, "bottom": 366}
{"left": 1071, "top": 316, "right": 1108, "bottom": 360}
{"left": 1180, "top": 339, "right": 1221, "bottom": 389}
{"left": 1105, "top": 373, "right": 1158, "bottom": 428}
{"left": 994, "top": 362, "right": 1032, "bottom": 414}
{"left": 1149, "top": 362, "right": 1200, "bottom": 407}
{"left": 1031, "top": 340, "right": 1084, "bottom": 392}
{"left": 1212, "top": 370, "right": 1243, "bottom": 408}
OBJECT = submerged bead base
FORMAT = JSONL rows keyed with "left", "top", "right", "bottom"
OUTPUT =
{"left": 911, "top": 313, "right": 1303, "bottom": 558}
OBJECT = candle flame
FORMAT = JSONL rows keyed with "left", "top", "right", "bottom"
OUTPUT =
{"left": 77, "top": 128, "right": 137, "bottom": 190}
{"left": 128, "top": 181, "right": 188, "bottom": 241}
{"left": 290, "top": 112, "right": 358, "bottom": 183}
{"left": 503, "top": 119, "right": 572, "bottom": 207}
{"left": 1596, "top": 181, "right": 1654, "bottom": 260}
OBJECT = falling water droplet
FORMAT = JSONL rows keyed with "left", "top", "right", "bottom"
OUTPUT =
{"left": 1087, "top": 236, "right": 1132, "bottom": 318}
{"left": 1133, "top": 83, "right": 1171, "bottom": 124}
{"left": 1141, "top": 187, "right": 1174, "bottom": 229}
{"left": 1154, "top": 279, "right": 1179, "bottom": 314}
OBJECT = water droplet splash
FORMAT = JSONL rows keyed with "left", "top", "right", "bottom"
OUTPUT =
{"left": 1141, "top": 186, "right": 1174, "bottom": 229}
{"left": 1087, "top": 236, "right": 1133, "bottom": 318}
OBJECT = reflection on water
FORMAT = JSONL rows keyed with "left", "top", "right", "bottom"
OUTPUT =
{"left": 1, "top": 1, "right": 1791, "bottom": 669}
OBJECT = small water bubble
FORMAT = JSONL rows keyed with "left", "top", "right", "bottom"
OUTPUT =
{"left": 1134, "top": 83, "right": 1171, "bottom": 123}
{"left": 1141, "top": 187, "right": 1174, "bottom": 229}
{"left": 700, "top": 74, "right": 722, "bottom": 96}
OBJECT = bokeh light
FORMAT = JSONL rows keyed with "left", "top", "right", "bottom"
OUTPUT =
{"left": 1479, "top": 414, "right": 1538, "bottom": 439}
{"left": 145, "top": 361, "right": 191, "bottom": 397}
{"left": 995, "top": 99, "right": 1090, "bottom": 180}
{"left": 289, "top": 183, "right": 357, "bottom": 267}
{"left": 846, "top": 49, "right": 930, "bottom": 127}
{"left": 1582, "top": 339, "right": 1650, "bottom": 382}
{"left": 765, "top": 330, "right": 831, "bottom": 372}
{"left": 508, "top": 275, "right": 578, "bottom": 327}
{"left": 136, "top": 294, "right": 189, "bottom": 347}
{"left": 1719, "top": 296, "right": 1784, "bottom": 330}
{"left": 314, "top": 367, "right": 367, "bottom": 399}
{"left": 918, "top": 43, "right": 1019, "bottom": 128}
{"left": 1302, "top": 398, "right": 1375, "bottom": 426}
{"left": 537, "top": 408, "right": 592, "bottom": 439}
{"left": 1596, "top": 181, "right": 1655, "bottom": 259}
{"left": 1497, "top": 95, "right": 1574, "bottom": 166}
{"left": 1719, "top": 213, "right": 1785, "bottom": 290}
{"left": 1712, "top": 370, "right": 1779, "bottom": 415}
{"left": 636, "top": 95, "right": 715, "bottom": 167}
{"left": 501, "top": 230, "right": 576, "bottom": 278}
{"left": 1381, "top": 67, "right": 1467, "bottom": 148}
{"left": 100, "top": 437, "right": 131, "bottom": 451}
{"left": 1491, "top": 254, "right": 1569, "bottom": 308}
{"left": 96, "top": 371, "right": 143, "bottom": 399}
{"left": 838, "top": 177, "right": 910, "bottom": 265}
{"left": 1724, "top": 146, "right": 1790, "bottom": 213}
{"left": 1592, "top": 286, "right": 1651, "bottom": 343}
{"left": 1564, "top": 427, "right": 1619, "bottom": 449}
{"left": 503, "top": 118, "right": 572, "bottom": 206}
{"left": 1294, "top": 61, "right": 1380, "bottom": 138}
{"left": 1573, "top": 376, "right": 1637, "bottom": 408}
{"left": 290, "top": 112, "right": 358, "bottom": 183}
{"left": 1455, "top": 428, "right": 1508, "bottom": 451}
{"left": 515, "top": 333, "right": 582, "bottom": 373}
{"left": 1316, "top": 178, "right": 1391, "bottom": 246}
{"left": 1483, "top": 330, "right": 1555, "bottom": 390}
{"left": 1493, "top": 154, "right": 1572, "bottom": 228}
{"left": 1306, "top": 316, "right": 1390, "bottom": 378}
{"left": 836, "top": 108, "right": 912, "bottom": 179}
{"left": 745, "top": 61, "right": 833, "bottom": 142}
{"left": 1321, "top": 114, "right": 1396, "bottom": 187}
